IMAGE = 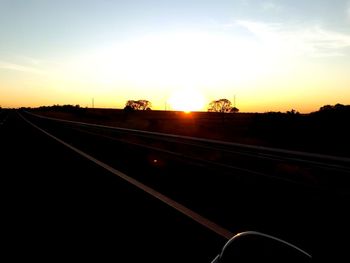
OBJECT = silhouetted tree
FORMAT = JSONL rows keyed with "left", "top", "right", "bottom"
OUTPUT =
{"left": 310, "top": 104, "right": 350, "bottom": 117}
{"left": 137, "top": 100, "right": 152, "bottom": 110}
{"left": 208, "top": 99, "right": 233, "bottom": 113}
{"left": 286, "top": 109, "right": 299, "bottom": 115}
{"left": 36, "top": 104, "right": 84, "bottom": 113}
{"left": 124, "top": 100, "right": 152, "bottom": 110}
{"left": 319, "top": 105, "right": 333, "bottom": 112}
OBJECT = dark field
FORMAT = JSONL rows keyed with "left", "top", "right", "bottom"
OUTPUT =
{"left": 33, "top": 106, "right": 350, "bottom": 157}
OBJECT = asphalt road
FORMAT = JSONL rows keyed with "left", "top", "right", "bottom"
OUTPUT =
{"left": 1, "top": 111, "right": 225, "bottom": 262}
{"left": 2, "top": 110, "right": 350, "bottom": 261}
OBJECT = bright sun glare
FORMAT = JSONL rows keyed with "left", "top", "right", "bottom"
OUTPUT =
{"left": 168, "top": 89, "right": 205, "bottom": 112}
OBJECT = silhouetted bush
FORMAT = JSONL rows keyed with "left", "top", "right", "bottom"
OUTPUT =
{"left": 35, "top": 104, "right": 86, "bottom": 114}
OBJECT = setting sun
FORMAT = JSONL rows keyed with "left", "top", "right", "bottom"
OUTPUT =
{"left": 168, "top": 89, "right": 205, "bottom": 112}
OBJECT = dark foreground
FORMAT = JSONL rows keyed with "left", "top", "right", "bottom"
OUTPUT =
{"left": 1, "top": 110, "right": 350, "bottom": 262}
{"left": 1, "top": 111, "right": 224, "bottom": 262}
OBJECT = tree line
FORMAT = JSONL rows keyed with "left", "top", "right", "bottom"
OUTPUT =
{"left": 124, "top": 98, "right": 239, "bottom": 112}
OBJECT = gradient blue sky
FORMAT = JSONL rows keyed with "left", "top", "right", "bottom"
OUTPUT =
{"left": 1, "top": 0, "right": 350, "bottom": 112}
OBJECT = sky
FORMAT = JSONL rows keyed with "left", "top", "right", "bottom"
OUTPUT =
{"left": 1, "top": 0, "right": 350, "bottom": 112}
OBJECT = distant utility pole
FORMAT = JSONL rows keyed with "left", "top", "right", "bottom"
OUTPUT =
{"left": 92, "top": 98, "right": 94, "bottom": 108}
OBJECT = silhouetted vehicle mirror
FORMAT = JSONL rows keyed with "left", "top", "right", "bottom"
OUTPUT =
{"left": 212, "top": 231, "right": 312, "bottom": 263}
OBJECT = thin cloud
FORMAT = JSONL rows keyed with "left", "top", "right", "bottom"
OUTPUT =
{"left": 236, "top": 20, "right": 350, "bottom": 58}
{"left": 0, "top": 61, "right": 45, "bottom": 74}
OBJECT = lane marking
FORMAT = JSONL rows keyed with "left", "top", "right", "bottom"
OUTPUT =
{"left": 19, "top": 112, "right": 234, "bottom": 240}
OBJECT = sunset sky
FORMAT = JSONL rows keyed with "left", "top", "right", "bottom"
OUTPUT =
{"left": 1, "top": 0, "right": 350, "bottom": 112}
